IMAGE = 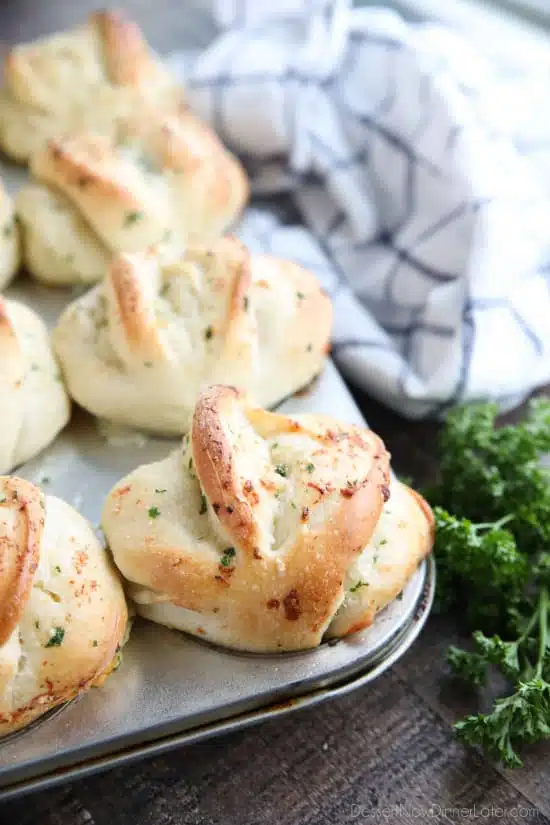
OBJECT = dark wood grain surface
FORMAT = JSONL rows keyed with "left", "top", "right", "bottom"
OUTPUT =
{"left": 1, "top": 2, "right": 550, "bottom": 823}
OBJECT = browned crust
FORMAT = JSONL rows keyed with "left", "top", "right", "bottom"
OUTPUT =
{"left": 120, "top": 107, "right": 249, "bottom": 226}
{"left": 335, "top": 483, "right": 435, "bottom": 639}
{"left": 31, "top": 134, "right": 142, "bottom": 213}
{"left": 408, "top": 485, "right": 436, "bottom": 538}
{"left": 0, "top": 297, "right": 19, "bottom": 358}
{"left": 30, "top": 122, "right": 247, "bottom": 246}
{"left": 92, "top": 10, "right": 154, "bottom": 88}
{"left": 107, "top": 253, "right": 165, "bottom": 359}
{"left": 216, "top": 237, "right": 254, "bottom": 365}
{"left": 187, "top": 386, "right": 391, "bottom": 638}
{"left": 192, "top": 385, "right": 261, "bottom": 555}
{"left": 282, "top": 442, "right": 389, "bottom": 634}
{"left": 0, "top": 477, "right": 44, "bottom": 646}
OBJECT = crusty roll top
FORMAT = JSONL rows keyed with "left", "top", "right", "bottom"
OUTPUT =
{"left": 53, "top": 237, "right": 332, "bottom": 434}
{"left": 103, "top": 385, "right": 398, "bottom": 651}
{"left": 0, "top": 297, "right": 70, "bottom": 475}
{"left": 0, "top": 478, "right": 43, "bottom": 647}
{"left": 4, "top": 10, "right": 173, "bottom": 108}
{"left": 91, "top": 10, "right": 164, "bottom": 88}
{"left": 26, "top": 106, "right": 248, "bottom": 254}
{"left": 0, "top": 476, "right": 128, "bottom": 736}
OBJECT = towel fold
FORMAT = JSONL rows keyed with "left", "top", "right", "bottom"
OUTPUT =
{"left": 175, "top": 0, "right": 550, "bottom": 417}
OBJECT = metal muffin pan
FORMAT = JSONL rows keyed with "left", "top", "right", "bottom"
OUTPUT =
{"left": 0, "top": 165, "right": 434, "bottom": 800}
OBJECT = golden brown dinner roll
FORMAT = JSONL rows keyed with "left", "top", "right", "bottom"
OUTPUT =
{"left": 102, "top": 385, "right": 433, "bottom": 653}
{"left": 0, "top": 296, "right": 70, "bottom": 474}
{"left": 16, "top": 110, "right": 248, "bottom": 284}
{"left": 0, "top": 10, "right": 182, "bottom": 163}
{"left": 0, "top": 179, "right": 20, "bottom": 289}
{"left": 0, "top": 476, "right": 128, "bottom": 737}
{"left": 52, "top": 237, "right": 332, "bottom": 434}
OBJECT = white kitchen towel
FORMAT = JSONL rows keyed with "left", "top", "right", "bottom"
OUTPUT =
{"left": 178, "top": 0, "right": 550, "bottom": 418}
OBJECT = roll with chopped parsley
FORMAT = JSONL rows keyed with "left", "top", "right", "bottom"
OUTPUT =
{"left": 102, "top": 384, "right": 433, "bottom": 653}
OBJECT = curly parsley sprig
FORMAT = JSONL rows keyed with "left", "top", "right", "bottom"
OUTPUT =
{"left": 452, "top": 588, "right": 550, "bottom": 767}
{"left": 430, "top": 399, "right": 550, "bottom": 767}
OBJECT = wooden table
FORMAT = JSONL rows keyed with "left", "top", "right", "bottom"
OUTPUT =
{"left": 1, "top": 1, "right": 549, "bottom": 822}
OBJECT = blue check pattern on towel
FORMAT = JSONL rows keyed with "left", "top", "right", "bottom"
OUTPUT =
{"left": 180, "top": 0, "right": 550, "bottom": 418}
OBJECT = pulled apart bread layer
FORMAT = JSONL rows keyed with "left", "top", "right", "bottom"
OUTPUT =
{"left": 102, "top": 385, "right": 434, "bottom": 653}
{"left": 0, "top": 476, "right": 128, "bottom": 737}
{"left": 52, "top": 238, "right": 332, "bottom": 434}
{"left": 0, "top": 10, "right": 182, "bottom": 163}
{"left": 16, "top": 109, "right": 248, "bottom": 285}
{"left": 0, "top": 179, "right": 20, "bottom": 289}
{"left": 0, "top": 296, "right": 70, "bottom": 474}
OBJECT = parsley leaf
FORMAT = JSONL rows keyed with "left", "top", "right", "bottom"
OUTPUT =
{"left": 45, "top": 627, "right": 65, "bottom": 647}
{"left": 124, "top": 211, "right": 142, "bottom": 227}
{"left": 220, "top": 547, "right": 236, "bottom": 567}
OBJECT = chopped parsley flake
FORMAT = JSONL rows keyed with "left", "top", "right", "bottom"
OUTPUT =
{"left": 41, "top": 476, "right": 50, "bottom": 485}
{"left": 155, "top": 488, "right": 167, "bottom": 494}
{"left": 45, "top": 627, "right": 65, "bottom": 647}
{"left": 296, "top": 291, "right": 305, "bottom": 300}
{"left": 148, "top": 506, "right": 161, "bottom": 519}
{"left": 137, "top": 154, "right": 156, "bottom": 174}
{"left": 350, "top": 580, "right": 368, "bottom": 594}
{"left": 92, "top": 640, "right": 98, "bottom": 647}
{"left": 305, "top": 463, "right": 315, "bottom": 473}
{"left": 204, "top": 325, "right": 214, "bottom": 340}
{"left": 143, "top": 361, "right": 153, "bottom": 368}
{"left": 124, "top": 211, "right": 142, "bottom": 227}
{"left": 378, "top": 538, "right": 388, "bottom": 546}
{"left": 54, "top": 565, "right": 61, "bottom": 573}
{"left": 200, "top": 492, "right": 207, "bottom": 515}
{"left": 0, "top": 495, "right": 6, "bottom": 504}
{"left": 220, "top": 547, "right": 236, "bottom": 567}
{"left": 306, "top": 344, "right": 313, "bottom": 352}
{"left": 34, "top": 620, "right": 40, "bottom": 629}
{"left": 243, "top": 296, "right": 249, "bottom": 311}
{"left": 275, "top": 464, "right": 289, "bottom": 478}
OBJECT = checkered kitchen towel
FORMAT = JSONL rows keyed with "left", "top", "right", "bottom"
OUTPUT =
{"left": 176, "top": 0, "right": 550, "bottom": 418}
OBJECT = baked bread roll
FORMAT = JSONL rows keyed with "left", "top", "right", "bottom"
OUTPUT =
{"left": 0, "top": 476, "right": 128, "bottom": 736}
{"left": 102, "top": 385, "right": 433, "bottom": 653}
{"left": 0, "top": 10, "right": 182, "bottom": 163}
{"left": 0, "top": 296, "right": 70, "bottom": 474}
{"left": 52, "top": 238, "right": 332, "bottom": 434}
{"left": 0, "top": 179, "right": 20, "bottom": 289}
{"left": 16, "top": 111, "right": 248, "bottom": 285}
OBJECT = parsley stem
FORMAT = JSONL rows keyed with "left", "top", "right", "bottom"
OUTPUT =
{"left": 535, "top": 586, "right": 548, "bottom": 679}
{"left": 517, "top": 599, "right": 541, "bottom": 646}
{"left": 473, "top": 514, "right": 515, "bottom": 532}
